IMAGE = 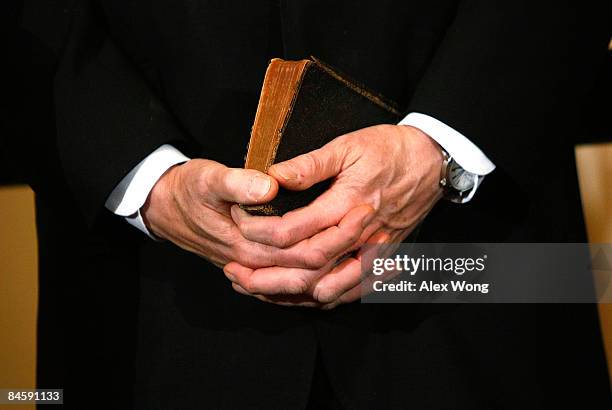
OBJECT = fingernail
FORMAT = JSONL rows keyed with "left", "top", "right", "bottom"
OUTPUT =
{"left": 274, "top": 164, "right": 297, "bottom": 180}
{"left": 362, "top": 210, "right": 375, "bottom": 228}
{"left": 377, "top": 234, "right": 390, "bottom": 245}
{"left": 248, "top": 175, "right": 271, "bottom": 200}
{"left": 224, "top": 267, "right": 235, "bottom": 281}
{"left": 231, "top": 204, "right": 247, "bottom": 222}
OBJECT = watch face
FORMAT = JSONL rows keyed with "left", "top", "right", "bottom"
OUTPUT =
{"left": 448, "top": 162, "right": 476, "bottom": 192}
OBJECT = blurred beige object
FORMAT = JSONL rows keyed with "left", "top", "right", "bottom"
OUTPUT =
{"left": 576, "top": 143, "right": 612, "bottom": 385}
{"left": 0, "top": 186, "right": 37, "bottom": 410}
{"left": 577, "top": 144, "right": 612, "bottom": 242}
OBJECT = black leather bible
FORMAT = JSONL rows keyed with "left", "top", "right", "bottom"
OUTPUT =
{"left": 242, "top": 57, "right": 401, "bottom": 215}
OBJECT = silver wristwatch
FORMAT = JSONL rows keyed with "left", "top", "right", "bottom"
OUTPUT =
{"left": 439, "top": 149, "right": 478, "bottom": 203}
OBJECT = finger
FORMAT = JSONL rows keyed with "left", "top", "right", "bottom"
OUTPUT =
{"left": 231, "top": 187, "right": 354, "bottom": 248}
{"left": 228, "top": 261, "right": 326, "bottom": 296}
{"left": 319, "top": 260, "right": 390, "bottom": 311}
{"left": 223, "top": 261, "right": 254, "bottom": 284}
{"left": 325, "top": 231, "right": 405, "bottom": 307}
{"left": 227, "top": 238, "right": 289, "bottom": 269}
{"left": 272, "top": 205, "right": 375, "bottom": 269}
{"left": 231, "top": 282, "right": 251, "bottom": 296}
{"left": 268, "top": 139, "right": 347, "bottom": 191}
{"left": 312, "top": 257, "right": 362, "bottom": 304}
{"left": 207, "top": 165, "right": 278, "bottom": 204}
{"left": 226, "top": 214, "right": 376, "bottom": 298}
{"left": 328, "top": 256, "right": 404, "bottom": 309}
{"left": 231, "top": 228, "right": 382, "bottom": 305}
{"left": 219, "top": 211, "right": 373, "bottom": 271}
{"left": 358, "top": 230, "right": 392, "bottom": 254}
{"left": 314, "top": 231, "right": 391, "bottom": 306}
{"left": 360, "top": 226, "right": 414, "bottom": 262}
{"left": 321, "top": 285, "right": 362, "bottom": 310}
{"left": 356, "top": 230, "right": 393, "bottom": 267}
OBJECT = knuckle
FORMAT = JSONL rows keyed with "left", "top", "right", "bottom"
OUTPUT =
{"left": 344, "top": 228, "right": 360, "bottom": 244}
{"left": 228, "top": 235, "right": 244, "bottom": 251}
{"left": 271, "top": 227, "right": 293, "bottom": 248}
{"left": 235, "top": 254, "right": 255, "bottom": 269}
{"left": 380, "top": 124, "right": 396, "bottom": 133}
{"left": 196, "top": 167, "right": 212, "bottom": 194}
{"left": 303, "top": 248, "right": 329, "bottom": 269}
{"left": 198, "top": 163, "right": 224, "bottom": 195}
{"left": 232, "top": 242, "right": 253, "bottom": 264}
{"left": 284, "top": 276, "right": 310, "bottom": 295}
{"left": 242, "top": 279, "right": 258, "bottom": 294}
{"left": 234, "top": 244, "right": 270, "bottom": 269}
{"left": 221, "top": 168, "right": 239, "bottom": 191}
{"left": 305, "top": 152, "right": 322, "bottom": 174}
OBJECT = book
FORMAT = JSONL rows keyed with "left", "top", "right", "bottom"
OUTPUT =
{"left": 242, "top": 57, "right": 401, "bottom": 215}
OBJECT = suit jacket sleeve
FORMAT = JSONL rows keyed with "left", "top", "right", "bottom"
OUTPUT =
{"left": 54, "top": 0, "right": 193, "bottom": 226}
{"left": 407, "top": 0, "right": 611, "bottom": 181}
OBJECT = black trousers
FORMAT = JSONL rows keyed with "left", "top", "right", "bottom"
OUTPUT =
{"left": 306, "top": 350, "right": 345, "bottom": 410}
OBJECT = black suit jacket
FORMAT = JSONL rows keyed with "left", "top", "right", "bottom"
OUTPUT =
{"left": 35, "top": 0, "right": 612, "bottom": 409}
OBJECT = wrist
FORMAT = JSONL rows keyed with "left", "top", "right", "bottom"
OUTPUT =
{"left": 141, "top": 163, "right": 183, "bottom": 240}
{"left": 402, "top": 123, "right": 443, "bottom": 154}
{"left": 399, "top": 124, "right": 444, "bottom": 196}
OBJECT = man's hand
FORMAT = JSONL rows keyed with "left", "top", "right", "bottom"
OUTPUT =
{"left": 225, "top": 124, "right": 443, "bottom": 306}
{"left": 141, "top": 159, "right": 373, "bottom": 270}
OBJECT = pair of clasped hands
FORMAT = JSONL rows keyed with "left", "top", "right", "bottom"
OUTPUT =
{"left": 142, "top": 124, "right": 443, "bottom": 309}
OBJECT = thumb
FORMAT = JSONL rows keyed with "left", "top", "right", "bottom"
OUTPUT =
{"left": 268, "top": 140, "right": 347, "bottom": 191}
{"left": 207, "top": 165, "right": 278, "bottom": 205}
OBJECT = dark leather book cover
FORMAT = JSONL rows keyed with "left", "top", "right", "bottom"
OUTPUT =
{"left": 243, "top": 57, "right": 402, "bottom": 215}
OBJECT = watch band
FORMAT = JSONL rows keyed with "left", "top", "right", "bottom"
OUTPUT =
{"left": 439, "top": 148, "right": 452, "bottom": 190}
{"left": 438, "top": 148, "right": 477, "bottom": 203}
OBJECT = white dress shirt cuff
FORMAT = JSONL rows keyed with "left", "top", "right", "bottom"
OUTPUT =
{"left": 399, "top": 112, "right": 495, "bottom": 175}
{"left": 399, "top": 112, "right": 495, "bottom": 203}
{"left": 105, "top": 144, "right": 191, "bottom": 237}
